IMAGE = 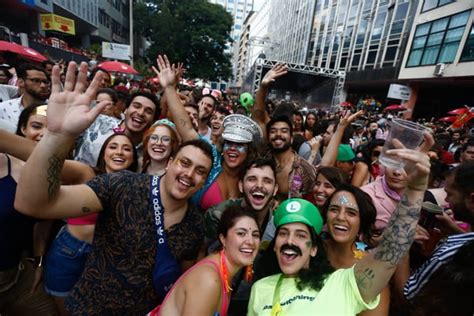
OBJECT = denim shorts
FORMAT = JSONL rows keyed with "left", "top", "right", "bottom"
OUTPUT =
{"left": 44, "top": 226, "right": 92, "bottom": 297}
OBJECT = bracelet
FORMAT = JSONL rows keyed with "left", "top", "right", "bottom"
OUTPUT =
{"left": 34, "top": 255, "right": 44, "bottom": 268}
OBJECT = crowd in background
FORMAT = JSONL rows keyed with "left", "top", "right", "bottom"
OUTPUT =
{"left": 0, "top": 55, "right": 473, "bottom": 316}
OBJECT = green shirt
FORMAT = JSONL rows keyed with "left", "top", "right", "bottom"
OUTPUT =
{"left": 248, "top": 266, "right": 379, "bottom": 316}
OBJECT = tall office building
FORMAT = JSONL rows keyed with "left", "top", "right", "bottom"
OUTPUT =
{"left": 267, "top": 0, "right": 316, "bottom": 64}
{"left": 209, "top": 0, "right": 254, "bottom": 88}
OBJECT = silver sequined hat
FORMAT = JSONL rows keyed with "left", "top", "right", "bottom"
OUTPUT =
{"left": 222, "top": 114, "right": 263, "bottom": 143}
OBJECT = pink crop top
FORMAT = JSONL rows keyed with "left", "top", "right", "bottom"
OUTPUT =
{"left": 200, "top": 180, "right": 224, "bottom": 211}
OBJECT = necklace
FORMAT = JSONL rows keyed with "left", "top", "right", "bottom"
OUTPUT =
{"left": 219, "top": 250, "right": 233, "bottom": 294}
{"left": 275, "top": 153, "right": 294, "bottom": 173}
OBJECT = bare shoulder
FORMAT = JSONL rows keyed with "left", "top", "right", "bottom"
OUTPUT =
{"left": 182, "top": 261, "right": 221, "bottom": 293}
{"left": 7, "top": 154, "right": 24, "bottom": 181}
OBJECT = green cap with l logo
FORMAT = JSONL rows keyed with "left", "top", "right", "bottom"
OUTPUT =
{"left": 273, "top": 198, "right": 323, "bottom": 234}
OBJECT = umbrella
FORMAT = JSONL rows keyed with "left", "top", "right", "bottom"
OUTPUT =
{"left": 98, "top": 61, "right": 138, "bottom": 75}
{"left": 0, "top": 40, "right": 47, "bottom": 63}
{"left": 340, "top": 101, "right": 353, "bottom": 107}
{"left": 438, "top": 116, "right": 457, "bottom": 123}
{"left": 384, "top": 104, "right": 406, "bottom": 112}
{"left": 447, "top": 107, "right": 469, "bottom": 115}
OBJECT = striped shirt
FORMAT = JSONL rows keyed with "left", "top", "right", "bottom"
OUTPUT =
{"left": 404, "top": 232, "right": 474, "bottom": 299}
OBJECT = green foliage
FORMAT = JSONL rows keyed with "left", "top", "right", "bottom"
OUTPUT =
{"left": 134, "top": 0, "right": 233, "bottom": 81}
{"left": 133, "top": 58, "right": 154, "bottom": 78}
{"left": 89, "top": 43, "right": 102, "bottom": 56}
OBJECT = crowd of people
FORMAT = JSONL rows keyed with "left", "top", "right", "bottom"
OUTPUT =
{"left": 0, "top": 54, "right": 473, "bottom": 316}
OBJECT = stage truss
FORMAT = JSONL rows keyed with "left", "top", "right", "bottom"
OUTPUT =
{"left": 245, "top": 59, "right": 345, "bottom": 112}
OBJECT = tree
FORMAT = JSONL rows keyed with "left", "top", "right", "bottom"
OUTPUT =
{"left": 134, "top": 0, "right": 233, "bottom": 81}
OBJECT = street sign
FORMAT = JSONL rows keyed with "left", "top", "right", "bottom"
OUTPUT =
{"left": 40, "top": 14, "right": 75, "bottom": 35}
{"left": 387, "top": 84, "right": 411, "bottom": 100}
{"left": 102, "top": 42, "right": 130, "bottom": 61}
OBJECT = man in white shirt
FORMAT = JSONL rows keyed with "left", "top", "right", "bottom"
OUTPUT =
{"left": 0, "top": 63, "right": 49, "bottom": 130}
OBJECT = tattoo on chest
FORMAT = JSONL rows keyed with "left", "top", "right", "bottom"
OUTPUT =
{"left": 47, "top": 155, "right": 63, "bottom": 201}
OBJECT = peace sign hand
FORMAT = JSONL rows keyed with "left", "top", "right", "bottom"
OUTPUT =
{"left": 47, "top": 62, "right": 110, "bottom": 137}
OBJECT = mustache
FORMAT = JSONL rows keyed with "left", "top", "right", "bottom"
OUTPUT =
{"left": 177, "top": 175, "right": 195, "bottom": 187}
{"left": 281, "top": 244, "right": 302, "bottom": 256}
{"left": 250, "top": 188, "right": 268, "bottom": 196}
{"left": 271, "top": 136, "right": 287, "bottom": 142}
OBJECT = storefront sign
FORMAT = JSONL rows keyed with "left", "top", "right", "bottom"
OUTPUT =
{"left": 102, "top": 42, "right": 130, "bottom": 61}
{"left": 40, "top": 14, "right": 76, "bottom": 35}
{"left": 387, "top": 84, "right": 411, "bottom": 100}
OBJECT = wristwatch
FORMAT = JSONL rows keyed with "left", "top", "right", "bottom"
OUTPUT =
{"left": 33, "top": 255, "right": 44, "bottom": 268}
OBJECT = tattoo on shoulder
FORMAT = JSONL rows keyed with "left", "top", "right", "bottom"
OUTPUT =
{"left": 373, "top": 195, "right": 421, "bottom": 266}
{"left": 47, "top": 155, "right": 63, "bottom": 201}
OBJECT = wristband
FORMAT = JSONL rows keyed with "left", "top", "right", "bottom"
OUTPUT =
{"left": 34, "top": 255, "right": 44, "bottom": 268}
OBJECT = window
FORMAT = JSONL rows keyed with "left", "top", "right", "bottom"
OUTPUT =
{"left": 460, "top": 25, "right": 474, "bottom": 62}
{"left": 422, "top": 0, "right": 454, "bottom": 12}
{"left": 406, "top": 11, "right": 470, "bottom": 67}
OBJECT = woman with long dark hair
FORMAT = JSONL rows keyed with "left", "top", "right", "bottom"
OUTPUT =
{"left": 322, "top": 184, "right": 390, "bottom": 315}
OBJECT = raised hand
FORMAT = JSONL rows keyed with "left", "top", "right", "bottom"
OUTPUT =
{"left": 176, "top": 62, "right": 185, "bottom": 83}
{"left": 153, "top": 55, "right": 179, "bottom": 89}
{"left": 47, "top": 62, "right": 110, "bottom": 137}
{"left": 261, "top": 63, "right": 288, "bottom": 87}
{"left": 339, "top": 109, "right": 364, "bottom": 127}
{"left": 386, "top": 132, "right": 434, "bottom": 192}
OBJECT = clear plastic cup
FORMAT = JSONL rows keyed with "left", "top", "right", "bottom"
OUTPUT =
{"left": 378, "top": 118, "right": 427, "bottom": 170}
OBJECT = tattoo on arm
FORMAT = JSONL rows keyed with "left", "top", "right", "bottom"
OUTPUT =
{"left": 82, "top": 207, "right": 91, "bottom": 214}
{"left": 354, "top": 266, "right": 375, "bottom": 290}
{"left": 373, "top": 195, "right": 421, "bottom": 266}
{"left": 179, "top": 118, "right": 188, "bottom": 127}
{"left": 47, "top": 155, "right": 63, "bottom": 201}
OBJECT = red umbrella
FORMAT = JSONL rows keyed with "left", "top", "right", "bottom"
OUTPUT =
{"left": 0, "top": 40, "right": 47, "bottom": 63}
{"left": 384, "top": 104, "right": 406, "bottom": 112}
{"left": 98, "top": 61, "right": 138, "bottom": 75}
{"left": 438, "top": 116, "right": 457, "bottom": 123}
{"left": 340, "top": 101, "right": 353, "bottom": 107}
{"left": 447, "top": 107, "right": 469, "bottom": 115}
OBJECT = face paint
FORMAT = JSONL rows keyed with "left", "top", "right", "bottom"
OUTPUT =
{"left": 330, "top": 194, "right": 359, "bottom": 211}
{"left": 305, "top": 241, "right": 312, "bottom": 249}
{"left": 223, "top": 141, "right": 248, "bottom": 153}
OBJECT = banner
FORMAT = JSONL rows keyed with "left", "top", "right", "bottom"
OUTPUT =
{"left": 387, "top": 84, "right": 411, "bottom": 101}
{"left": 40, "top": 14, "right": 75, "bottom": 35}
{"left": 102, "top": 42, "right": 131, "bottom": 61}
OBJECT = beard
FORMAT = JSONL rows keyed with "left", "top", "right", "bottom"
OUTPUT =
{"left": 243, "top": 190, "right": 272, "bottom": 212}
{"left": 26, "top": 86, "right": 48, "bottom": 101}
{"left": 270, "top": 140, "right": 291, "bottom": 153}
{"left": 452, "top": 202, "right": 474, "bottom": 223}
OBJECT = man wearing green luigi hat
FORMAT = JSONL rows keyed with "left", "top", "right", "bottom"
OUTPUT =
{"left": 248, "top": 130, "right": 435, "bottom": 315}
{"left": 248, "top": 198, "right": 379, "bottom": 315}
